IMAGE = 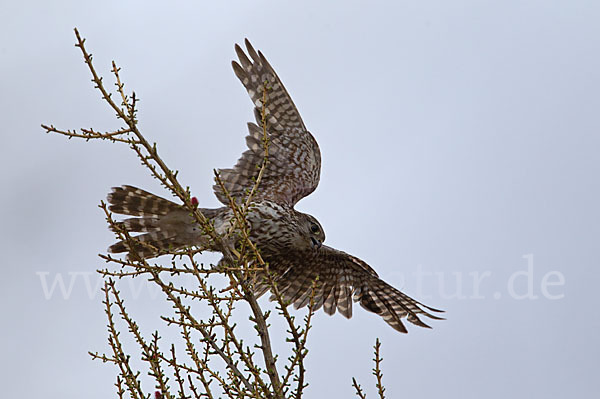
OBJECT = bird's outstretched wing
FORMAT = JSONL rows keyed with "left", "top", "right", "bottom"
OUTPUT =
{"left": 214, "top": 39, "right": 321, "bottom": 207}
{"left": 255, "top": 246, "right": 444, "bottom": 333}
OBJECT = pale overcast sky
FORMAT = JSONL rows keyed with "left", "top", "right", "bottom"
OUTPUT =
{"left": 1, "top": 1, "right": 599, "bottom": 398}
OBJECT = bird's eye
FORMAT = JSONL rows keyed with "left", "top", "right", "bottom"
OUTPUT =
{"left": 310, "top": 224, "right": 319, "bottom": 233}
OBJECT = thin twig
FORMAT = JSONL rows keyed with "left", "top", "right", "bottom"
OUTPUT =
{"left": 352, "top": 378, "right": 367, "bottom": 399}
{"left": 373, "top": 339, "right": 385, "bottom": 399}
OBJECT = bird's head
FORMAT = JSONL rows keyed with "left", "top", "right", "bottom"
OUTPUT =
{"left": 298, "top": 213, "right": 325, "bottom": 250}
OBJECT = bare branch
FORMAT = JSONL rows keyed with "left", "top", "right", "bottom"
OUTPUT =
{"left": 373, "top": 339, "right": 386, "bottom": 399}
{"left": 352, "top": 378, "right": 367, "bottom": 399}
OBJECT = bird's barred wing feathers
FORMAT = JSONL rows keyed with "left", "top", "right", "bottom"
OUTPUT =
{"left": 233, "top": 39, "right": 305, "bottom": 132}
{"left": 214, "top": 39, "right": 321, "bottom": 207}
{"left": 257, "top": 246, "right": 444, "bottom": 333}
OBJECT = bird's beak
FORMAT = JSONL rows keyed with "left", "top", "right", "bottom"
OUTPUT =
{"left": 311, "top": 237, "right": 322, "bottom": 250}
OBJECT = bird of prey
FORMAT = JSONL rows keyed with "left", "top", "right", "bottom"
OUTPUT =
{"left": 107, "top": 40, "right": 443, "bottom": 333}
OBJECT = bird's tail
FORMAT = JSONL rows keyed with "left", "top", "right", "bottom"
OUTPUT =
{"left": 106, "top": 185, "right": 194, "bottom": 259}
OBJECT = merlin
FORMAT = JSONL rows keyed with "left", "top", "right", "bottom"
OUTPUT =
{"left": 107, "top": 40, "right": 443, "bottom": 333}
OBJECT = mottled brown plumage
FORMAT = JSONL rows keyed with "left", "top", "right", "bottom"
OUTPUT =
{"left": 107, "top": 40, "right": 443, "bottom": 333}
